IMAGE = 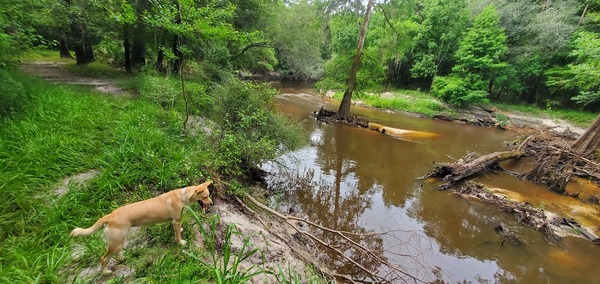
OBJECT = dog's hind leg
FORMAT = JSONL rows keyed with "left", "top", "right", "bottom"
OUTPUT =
{"left": 101, "top": 223, "right": 130, "bottom": 274}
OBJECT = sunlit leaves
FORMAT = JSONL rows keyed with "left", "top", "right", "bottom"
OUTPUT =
{"left": 144, "top": 0, "right": 237, "bottom": 41}
{"left": 432, "top": 3, "right": 507, "bottom": 106}
{"left": 411, "top": 0, "right": 470, "bottom": 79}
{"left": 548, "top": 31, "right": 600, "bottom": 106}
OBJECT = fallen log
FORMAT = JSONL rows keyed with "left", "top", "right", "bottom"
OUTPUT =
{"left": 426, "top": 150, "right": 524, "bottom": 190}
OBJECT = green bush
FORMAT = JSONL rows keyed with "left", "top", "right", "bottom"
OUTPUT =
{"left": 95, "top": 38, "right": 125, "bottom": 67}
{"left": 431, "top": 75, "right": 489, "bottom": 107}
{"left": 208, "top": 80, "right": 304, "bottom": 176}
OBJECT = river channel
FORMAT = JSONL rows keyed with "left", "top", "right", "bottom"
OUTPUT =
{"left": 263, "top": 82, "right": 600, "bottom": 283}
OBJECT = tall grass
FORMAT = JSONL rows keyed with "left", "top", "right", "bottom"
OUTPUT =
{"left": 0, "top": 67, "right": 305, "bottom": 282}
{"left": 0, "top": 70, "right": 211, "bottom": 282}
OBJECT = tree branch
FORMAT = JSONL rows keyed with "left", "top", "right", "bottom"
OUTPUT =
{"left": 230, "top": 41, "right": 273, "bottom": 61}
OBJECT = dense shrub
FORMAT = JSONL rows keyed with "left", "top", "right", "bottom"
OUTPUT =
{"left": 431, "top": 75, "right": 489, "bottom": 107}
{"left": 208, "top": 79, "right": 304, "bottom": 175}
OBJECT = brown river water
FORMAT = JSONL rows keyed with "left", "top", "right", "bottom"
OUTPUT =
{"left": 263, "top": 82, "right": 600, "bottom": 283}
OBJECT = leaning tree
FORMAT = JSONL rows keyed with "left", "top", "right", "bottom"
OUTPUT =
{"left": 572, "top": 114, "right": 600, "bottom": 157}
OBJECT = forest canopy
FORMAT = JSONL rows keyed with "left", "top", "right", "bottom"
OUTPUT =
{"left": 1, "top": 0, "right": 599, "bottom": 111}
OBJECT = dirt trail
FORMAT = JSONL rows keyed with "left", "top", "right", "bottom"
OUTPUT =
{"left": 19, "top": 61, "right": 128, "bottom": 96}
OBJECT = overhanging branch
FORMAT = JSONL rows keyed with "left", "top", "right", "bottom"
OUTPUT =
{"left": 230, "top": 41, "right": 273, "bottom": 61}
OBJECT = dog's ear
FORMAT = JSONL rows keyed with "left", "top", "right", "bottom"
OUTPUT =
{"left": 184, "top": 187, "right": 197, "bottom": 201}
{"left": 199, "top": 180, "right": 212, "bottom": 189}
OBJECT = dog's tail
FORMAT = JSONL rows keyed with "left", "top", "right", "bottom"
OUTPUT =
{"left": 71, "top": 215, "right": 110, "bottom": 237}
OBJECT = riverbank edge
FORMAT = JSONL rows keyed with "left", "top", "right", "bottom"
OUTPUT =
{"left": 318, "top": 89, "right": 588, "bottom": 140}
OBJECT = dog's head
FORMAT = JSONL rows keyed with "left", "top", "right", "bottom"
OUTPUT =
{"left": 186, "top": 180, "right": 213, "bottom": 211}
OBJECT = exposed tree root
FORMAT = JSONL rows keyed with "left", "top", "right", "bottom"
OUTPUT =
{"left": 518, "top": 135, "right": 600, "bottom": 193}
{"left": 314, "top": 107, "right": 369, "bottom": 128}
{"left": 453, "top": 182, "right": 563, "bottom": 243}
{"left": 242, "top": 193, "right": 426, "bottom": 284}
{"left": 424, "top": 134, "right": 600, "bottom": 193}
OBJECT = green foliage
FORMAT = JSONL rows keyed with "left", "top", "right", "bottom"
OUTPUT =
{"left": 0, "top": 0, "right": 50, "bottom": 65}
{"left": 369, "top": 1, "right": 420, "bottom": 64}
{"left": 494, "top": 0, "right": 579, "bottom": 100}
{"left": 546, "top": 30, "right": 600, "bottom": 106}
{"left": 411, "top": 0, "right": 470, "bottom": 79}
{"left": 64, "top": 61, "right": 127, "bottom": 78}
{"left": 431, "top": 75, "right": 489, "bottom": 106}
{"left": 431, "top": 3, "right": 506, "bottom": 107}
{"left": 271, "top": 0, "right": 323, "bottom": 79}
{"left": 453, "top": 4, "right": 507, "bottom": 80}
{"left": 494, "top": 102, "right": 597, "bottom": 127}
{"left": 495, "top": 113, "right": 510, "bottom": 127}
{"left": 363, "top": 94, "right": 445, "bottom": 117}
{"left": 316, "top": 49, "right": 385, "bottom": 92}
{"left": 94, "top": 38, "right": 125, "bottom": 67}
{"left": 568, "top": 31, "right": 600, "bottom": 106}
{"left": 209, "top": 80, "right": 304, "bottom": 176}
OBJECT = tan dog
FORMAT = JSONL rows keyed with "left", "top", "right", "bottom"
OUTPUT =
{"left": 71, "top": 181, "right": 213, "bottom": 274}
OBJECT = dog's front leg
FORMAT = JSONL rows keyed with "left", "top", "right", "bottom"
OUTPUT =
{"left": 173, "top": 220, "right": 186, "bottom": 245}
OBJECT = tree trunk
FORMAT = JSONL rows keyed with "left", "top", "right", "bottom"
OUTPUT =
{"left": 572, "top": 114, "right": 600, "bottom": 157}
{"left": 130, "top": 0, "right": 146, "bottom": 70}
{"left": 488, "top": 78, "right": 494, "bottom": 95}
{"left": 123, "top": 24, "right": 132, "bottom": 73}
{"left": 59, "top": 32, "right": 73, "bottom": 58}
{"left": 171, "top": 34, "right": 183, "bottom": 74}
{"left": 65, "top": 0, "right": 94, "bottom": 65}
{"left": 156, "top": 48, "right": 165, "bottom": 73}
{"left": 337, "top": 0, "right": 375, "bottom": 120}
{"left": 171, "top": 1, "right": 183, "bottom": 74}
{"left": 495, "top": 86, "right": 504, "bottom": 100}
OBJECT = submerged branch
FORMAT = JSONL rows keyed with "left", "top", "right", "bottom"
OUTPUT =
{"left": 243, "top": 193, "right": 426, "bottom": 284}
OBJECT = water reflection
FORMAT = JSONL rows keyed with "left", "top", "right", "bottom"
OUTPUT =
{"left": 264, "top": 87, "right": 600, "bottom": 283}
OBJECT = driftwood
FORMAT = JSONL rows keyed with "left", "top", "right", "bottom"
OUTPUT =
{"left": 424, "top": 150, "right": 524, "bottom": 190}
{"left": 519, "top": 135, "right": 600, "bottom": 193}
{"left": 424, "top": 134, "right": 600, "bottom": 192}
{"left": 243, "top": 193, "right": 426, "bottom": 284}
{"left": 423, "top": 134, "right": 600, "bottom": 244}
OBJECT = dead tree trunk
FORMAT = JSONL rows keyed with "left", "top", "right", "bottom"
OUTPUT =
{"left": 572, "top": 114, "right": 600, "bottom": 157}
{"left": 426, "top": 150, "right": 524, "bottom": 190}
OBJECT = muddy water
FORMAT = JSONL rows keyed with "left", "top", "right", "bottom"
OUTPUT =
{"left": 264, "top": 82, "right": 600, "bottom": 283}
